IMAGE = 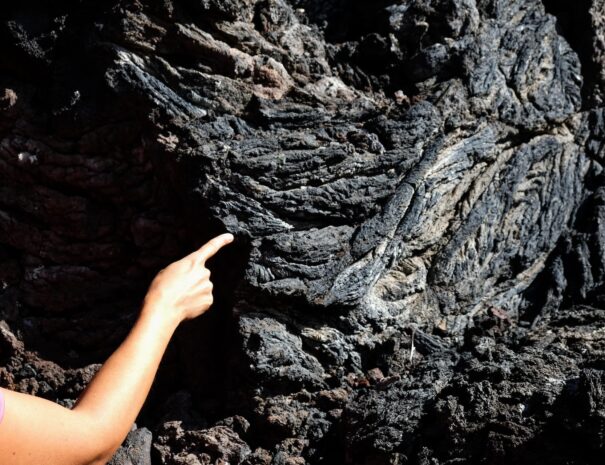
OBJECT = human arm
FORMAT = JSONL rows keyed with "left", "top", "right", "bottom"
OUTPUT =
{"left": 0, "top": 233, "right": 234, "bottom": 465}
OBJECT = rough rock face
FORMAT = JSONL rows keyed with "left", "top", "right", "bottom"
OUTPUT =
{"left": 1, "top": 0, "right": 605, "bottom": 464}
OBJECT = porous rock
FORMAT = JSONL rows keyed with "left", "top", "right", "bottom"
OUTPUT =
{"left": 1, "top": 0, "right": 605, "bottom": 463}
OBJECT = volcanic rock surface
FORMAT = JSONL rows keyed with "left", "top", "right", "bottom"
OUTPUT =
{"left": 1, "top": 0, "right": 605, "bottom": 463}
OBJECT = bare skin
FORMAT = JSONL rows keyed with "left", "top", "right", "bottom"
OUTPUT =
{"left": 0, "top": 232, "right": 234, "bottom": 465}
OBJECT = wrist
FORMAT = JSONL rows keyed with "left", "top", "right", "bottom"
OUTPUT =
{"left": 139, "top": 299, "right": 182, "bottom": 333}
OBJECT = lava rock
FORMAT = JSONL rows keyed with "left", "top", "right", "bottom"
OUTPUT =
{"left": 1, "top": 0, "right": 605, "bottom": 463}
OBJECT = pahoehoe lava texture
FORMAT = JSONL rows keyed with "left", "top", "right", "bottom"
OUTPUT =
{"left": 1, "top": 0, "right": 605, "bottom": 463}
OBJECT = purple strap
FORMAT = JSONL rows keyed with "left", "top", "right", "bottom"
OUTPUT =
{"left": 0, "top": 389, "right": 5, "bottom": 424}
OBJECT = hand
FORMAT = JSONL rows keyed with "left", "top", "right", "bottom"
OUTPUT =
{"left": 0, "top": 232, "right": 235, "bottom": 465}
{"left": 142, "top": 233, "right": 234, "bottom": 324}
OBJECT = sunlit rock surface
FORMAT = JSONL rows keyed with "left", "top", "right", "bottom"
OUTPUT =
{"left": 1, "top": 1, "right": 605, "bottom": 463}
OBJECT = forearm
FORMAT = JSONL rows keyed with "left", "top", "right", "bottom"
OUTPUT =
{"left": 0, "top": 233, "right": 232, "bottom": 465}
{"left": 73, "top": 303, "right": 179, "bottom": 459}
{"left": 0, "top": 305, "right": 179, "bottom": 465}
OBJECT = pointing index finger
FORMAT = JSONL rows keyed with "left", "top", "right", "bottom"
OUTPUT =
{"left": 196, "top": 233, "right": 234, "bottom": 264}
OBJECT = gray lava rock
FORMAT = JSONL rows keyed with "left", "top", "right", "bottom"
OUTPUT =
{"left": 108, "top": 427, "right": 153, "bottom": 465}
{"left": 1, "top": 0, "right": 605, "bottom": 463}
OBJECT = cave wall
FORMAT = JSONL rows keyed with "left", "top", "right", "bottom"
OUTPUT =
{"left": 1, "top": 1, "right": 605, "bottom": 464}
